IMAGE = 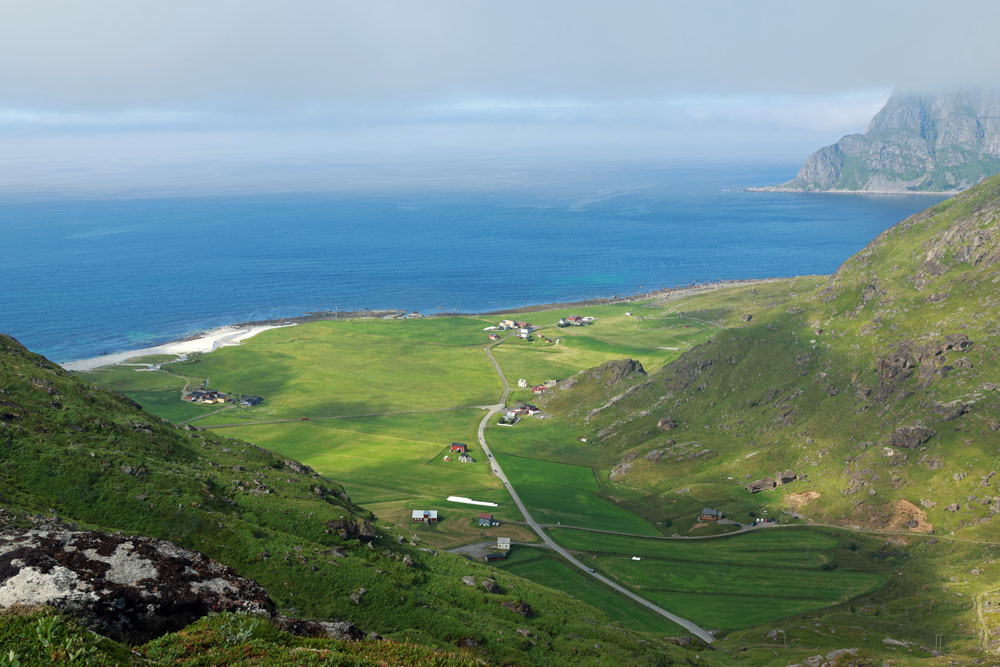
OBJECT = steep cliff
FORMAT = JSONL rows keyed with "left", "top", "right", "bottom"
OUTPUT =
{"left": 766, "top": 89, "right": 1000, "bottom": 193}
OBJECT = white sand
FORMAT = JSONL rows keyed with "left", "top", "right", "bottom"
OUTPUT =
{"left": 61, "top": 323, "right": 296, "bottom": 372}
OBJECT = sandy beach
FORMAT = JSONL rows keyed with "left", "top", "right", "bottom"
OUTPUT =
{"left": 61, "top": 323, "right": 296, "bottom": 372}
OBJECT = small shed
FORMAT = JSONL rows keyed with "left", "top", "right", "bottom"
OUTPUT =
{"left": 450, "top": 443, "right": 468, "bottom": 453}
{"left": 496, "top": 537, "right": 511, "bottom": 551}
{"left": 458, "top": 454, "right": 474, "bottom": 463}
{"left": 412, "top": 510, "right": 439, "bottom": 523}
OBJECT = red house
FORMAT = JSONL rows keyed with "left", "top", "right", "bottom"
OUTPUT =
{"left": 531, "top": 385, "right": 546, "bottom": 394}
{"left": 450, "top": 443, "right": 468, "bottom": 453}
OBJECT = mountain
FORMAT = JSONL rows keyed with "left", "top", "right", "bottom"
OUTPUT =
{"left": 762, "top": 89, "right": 1000, "bottom": 193}
{"left": 0, "top": 334, "right": 697, "bottom": 665}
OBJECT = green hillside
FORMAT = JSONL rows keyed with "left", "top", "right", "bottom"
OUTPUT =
{"left": 0, "top": 334, "right": 700, "bottom": 666}
{"left": 539, "top": 172, "right": 1000, "bottom": 657}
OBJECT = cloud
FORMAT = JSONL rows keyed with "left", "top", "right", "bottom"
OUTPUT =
{"left": 0, "top": 1, "right": 997, "bottom": 110}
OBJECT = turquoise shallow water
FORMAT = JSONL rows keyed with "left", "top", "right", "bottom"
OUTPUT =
{"left": 0, "top": 163, "right": 947, "bottom": 362}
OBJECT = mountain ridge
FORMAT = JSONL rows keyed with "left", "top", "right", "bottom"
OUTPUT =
{"left": 759, "top": 89, "right": 1000, "bottom": 193}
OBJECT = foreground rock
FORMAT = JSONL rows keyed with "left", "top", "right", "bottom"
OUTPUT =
{"left": 0, "top": 527, "right": 274, "bottom": 642}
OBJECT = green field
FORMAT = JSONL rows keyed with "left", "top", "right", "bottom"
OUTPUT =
{"left": 77, "top": 364, "right": 212, "bottom": 423}
{"left": 167, "top": 317, "right": 503, "bottom": 422}
{"left": 490, "top": 305, "right": 717, "bottom": 385}
{"left": 550, "top": 527, "right": 891, "bottom": 629}
{"left": 492, "top": 452, "right": 659, "bottom": 535}
{"left": 495, "top": 547, "right": 684, "bottom": 634}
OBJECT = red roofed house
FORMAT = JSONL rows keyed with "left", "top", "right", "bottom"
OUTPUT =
{"left": 450, "top": 443, "right": 468, "bottom": 453}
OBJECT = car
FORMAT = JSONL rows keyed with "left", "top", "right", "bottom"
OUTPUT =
{"left": 488, "top": 453, "right": 492, "bottom": 457}
{"left": 587, "top": 568, "right": 595, "bottom": 573}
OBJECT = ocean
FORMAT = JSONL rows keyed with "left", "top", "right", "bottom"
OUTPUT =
{"left": 0, "top": 163, "right": 948, "bottom": 363}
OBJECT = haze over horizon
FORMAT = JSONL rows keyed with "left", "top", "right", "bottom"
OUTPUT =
{"left": 2, "top": 0, "right": 1000, "bottom": 197}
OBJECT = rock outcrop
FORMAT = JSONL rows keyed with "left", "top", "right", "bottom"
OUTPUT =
{"left": 0, "top": 528, "right": 274, "bottom": 643}
{"left": 760, "top": 89, "right": 1000, "bottom": 193}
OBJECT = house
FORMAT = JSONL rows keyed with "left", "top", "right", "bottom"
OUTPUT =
{"left": 518, "top": 327, "right": 532, "bottom": 335}
{"left": 557, "top": 318, "right": 569, "bottom": 327}
{"left": 412, "top": 510, "right": 438, "bottom": 522}
{"left": 582, "top": 316, "right": 594, "bottom": 323}
{"left": 514, "top": 321, "right": 530, "bottom": 329}
{"left": 499, "top": 319, "right": 516, "bottom": 330}
{"left": 458, "top": 454, "right": 474, "bottom": 463}
{"left": 484, "top": 552, "right": 507, "bottom": 562}
{"left": 240, "top": 396, "right": 263, "bottom": 407}
{"left": 411, "top": 510, "right": 438, "bottom": 523}
{"left": 566, "top": 315, "right": 583, "bottom": 325}
{"left": 699, "top": 507, "right": 722, "bottom": 522}
{"left": 496, "top": 537, "right": 511, "bottom": 551}
{"left": 524, "top": 404, "right": 540, "bottom": 415}
{"left": 488, "top": 333, "right": 500, "bottom": 341}
{"left": 544, "top": 379, "right": 557, "bottom": 388}
{"left": 517, "top": 379, "right": 528, "bottom": 388}
{"left": 517, "top": 333, "right": 531, "bottom": 340}
{"left": 531, "top": 385, "right": 546, "bottom": 394}
{"left": 450, "top": 443, "right": 468, "bottom": 453}
{"left": 185, "top": 390, "right": 227, "bottom": 404}
{"left": 478, "top": 512, "right": 498, "bottom": 527}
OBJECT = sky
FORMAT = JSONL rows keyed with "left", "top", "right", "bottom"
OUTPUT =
{"left": 2, "top": 0, "right": 999, "bottom": 196}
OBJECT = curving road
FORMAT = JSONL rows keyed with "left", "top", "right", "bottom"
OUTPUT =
{"left": 477, "top": 338, "right": 716, "bottom": 643}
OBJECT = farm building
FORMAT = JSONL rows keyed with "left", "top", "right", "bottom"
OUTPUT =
{"left": 240, "top": 396, "right": 263, "bottom": 407}
{"left": 478, "top": 513, "right": 499, "bottom": 527}
{"left": 458, "top": 454, "right": 474, "bottom": 463}
{"left": 484, "top": 552, "right": 507, "bottom": 562}
{"left": 496, "top": 537, "right": 511, "bottom": 551}
{"left": 450, "top": 443, "right": 468, "bottom": 453}
{"left": 488, "top": 333, "right": 500, "bottom": 341}
{"left": 185, "top": 390, "right": 227, "bottom": 404}
{"left": 517, "top": 379, "right": 528, "bottom": 388}
{"left": 530, "top": 385, "right": 546, "bottom": 394}
{"left": 700, "top": 508, "right": 722, "bottom": 522}
{"left": 544, "top": 379, "right": 557, "bottom": 388}
{"left": 411, "top": 510, "right": 438, "bottom": 523}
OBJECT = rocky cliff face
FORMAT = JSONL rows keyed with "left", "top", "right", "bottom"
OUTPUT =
{"left": 766, "top": 89, "right": 1000, "bottom": 193}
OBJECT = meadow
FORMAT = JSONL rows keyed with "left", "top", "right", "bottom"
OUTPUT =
{"left": 495, "top": 547, "right": 684, "bottom": 634}
{"left": 549, "top": 527, "right": 893, "bottom": 629}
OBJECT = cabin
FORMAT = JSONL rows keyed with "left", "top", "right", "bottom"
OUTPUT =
{"left": 699, "top": 507, "right": 722, "bottom": 522}
{"left": 458, "top": 454, "right": 474, "bottom": 463}
{"left": 496, "top": 537, "right": 511, "bottom": 551}
{"left": 450, "top": 443, "right": 468, "bottom": 453}
{"left": 411, "top": 510, "right": 438, "bottom": 523}
{"left": 240, "top": 396, "right": 263, "bottom": 407}
{"left": 484, "top": 552, "right": 507, "bottom": 562}
{"left": 478, "top": 512, "right": 498, "bottom": 527}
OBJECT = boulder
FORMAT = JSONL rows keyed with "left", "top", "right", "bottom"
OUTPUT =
{"left": 887, "top": 425, "right": 936, "bottom": 449}
{"left": 745, "top": 477, "right": 776, "bottom": 493}
{"left": 324, "top": 518, "right": 377, "bottom": 543}
{"left": 657, "top": 417, "right": 677, "bottom": 431}
{"left": 0, "top": 527, "right": 273, "bottom": 643}
{"left": 499, "top": 599, "right": 533, "bottom": 617}
{"left": 461, "top": 576, "right": 476, "bottom": 587}
{"left": 273, "top": 616, "right": 365, "bottom": 640}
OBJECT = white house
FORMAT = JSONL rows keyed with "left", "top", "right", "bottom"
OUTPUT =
{"left": 496, "top": 537, "right": 511, "bottom": 551}
{"left": 517, "top": 379, "right": 528, "bottom": 388}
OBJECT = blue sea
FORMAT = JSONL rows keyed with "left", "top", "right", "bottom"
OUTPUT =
{"left": 0, "top": 163, "right": 948, "bottom": 363}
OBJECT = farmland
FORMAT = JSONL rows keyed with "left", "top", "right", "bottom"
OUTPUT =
{"left": 549, "top": 527, "right": 892, "bottom": 629}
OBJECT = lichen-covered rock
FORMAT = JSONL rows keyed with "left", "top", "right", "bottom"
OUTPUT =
{"left": 500, "top": 599, "right": 533, "bottom": 617}
{"left": 657, "top": 417, "right": 677, "bottom": 431}
{"left": 273, "top": 615, "right": 366, "bottom": 640}
{"left": 745, "top": 477, "right": 776, "bottom": 493}
{"left": 0, "top": 527, "right": 273, "bottom": 643}
{"left": 324, "top": 517, "right": 377, "bottom": 543}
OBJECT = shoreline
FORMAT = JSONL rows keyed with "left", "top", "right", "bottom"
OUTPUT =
{"left": 60, "top": 277, "right": 789, "bottom": 371}
{"left": 746, "top": 186, "right": 959, "bottom": 196}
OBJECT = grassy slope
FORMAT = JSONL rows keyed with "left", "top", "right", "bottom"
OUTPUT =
{"left": 0, "top": 334, "right": 696, "bottom": 666}
{"left": 541, "top": 173, "right": 1000, "bottom": 659}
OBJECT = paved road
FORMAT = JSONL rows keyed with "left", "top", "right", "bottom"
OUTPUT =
{"left": 477, "top": 339, "right": 716, "bottom": 643}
